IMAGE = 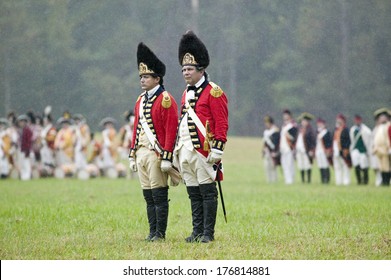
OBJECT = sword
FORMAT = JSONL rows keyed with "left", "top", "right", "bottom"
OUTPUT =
{"left": 211, "top": 150, "right": 227, "bottom": 223}
{"left": 216, "top": 165, "right": 227, "bottom": 223}
{"left": 205, "top": 120, "right": 227, "bottom": 223}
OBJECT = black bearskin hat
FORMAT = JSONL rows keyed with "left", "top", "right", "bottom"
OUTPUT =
{"left": 137, "top": 42, "right": 166, "bottom": 77}
{"left": 178, "top": 30, "right": 209, "bottom": 69}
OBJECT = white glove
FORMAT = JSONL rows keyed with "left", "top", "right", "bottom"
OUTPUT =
{"left": 207, "top": 148, "right": 223, "bottom": 163}
{"left": 160, "top": 160, "right": 173, "bottom": 172}
{"left": 128, "top": 157, "right": 137, "bottom": 172}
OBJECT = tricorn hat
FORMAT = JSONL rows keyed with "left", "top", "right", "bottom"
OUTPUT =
{"left": 298, "top": 112, "right": 315, "bottom": 121}
{"left": 99, "top": 117, "right": 117, "bottom": 127}
{"left": 137, "top": 42, "right": 166, "bottom": 77}
{"left": 373, "top": 108, "right": 390, "bottom": 119}
{"left": 263, "top": 115, "right": 274, "bottom": 124}
{"left": 57, "top": 111, "right": 73, "bottom": 125}
{"left": 17, "top": 115, "right": 29, "bottom": 122}
{"left": 56, "top": 117, "right": 73, "bottom": 125}
{"left": 73, "top": 113, "right": 86, "bottom": 122}
{"left": 0, "top": 118, "right": 9, "bottom": 126}
{"left": 178, "top": 30, "right": 209, "bottom": 69}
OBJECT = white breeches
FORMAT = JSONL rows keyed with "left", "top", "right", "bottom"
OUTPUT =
{"left": 316, "top": 150, "right": 329, "bottom": 169}
{"left": 351, "top": 149, "right": 369, "bottom": 168}
{"left": 281, "top": 151, "right": 295, "bottom": 184}
{"left": 263, "top": 153, "right": 278, "bottom": 183}
{"left": 333, "top": 155, "right": 350, "bottom": 186}
{"left": 296, "top": 150, "right": 311, "bottom": 170}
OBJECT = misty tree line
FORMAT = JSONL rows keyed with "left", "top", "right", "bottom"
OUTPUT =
{"left": 1, "top": 0, "right": 390, "bottom": 135}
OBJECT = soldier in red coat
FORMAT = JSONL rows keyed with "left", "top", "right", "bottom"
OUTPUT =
{"left": 128, "top": 43, "right": 178, "bottom": 241}
{"left": 16, "top": 115, "right": 33, "bottom": 180}
{"left": 175, "top": 31, "right": 229, "bottom": 243}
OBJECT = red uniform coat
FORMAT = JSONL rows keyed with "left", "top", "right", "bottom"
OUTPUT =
{"left": 130, "top": 86, "right": 178, "bottom": 162}
{"left": 20, "top": 127, "right": 33, "bottom": 157}
{"left": 179, "top": 80, "right": 229, "bottom": 158}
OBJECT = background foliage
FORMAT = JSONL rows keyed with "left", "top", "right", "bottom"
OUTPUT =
{"left": 1, "top": 0, "right": 390, "bottom": 134}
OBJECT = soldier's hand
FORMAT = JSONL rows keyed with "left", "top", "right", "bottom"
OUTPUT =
{"left": 128, "top": 157, "right": 137, "bottom": 172}
{"left": 160, "top": 160, "right": 172, "bottom": 172}
{"left": 207, "top": 148, "right": 223, "bottom": 163}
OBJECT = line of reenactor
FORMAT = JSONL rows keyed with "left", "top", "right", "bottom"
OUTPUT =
{"left": 0, "top": 107, "right": 136, "bottom": 180}
{"left": 262, "top": 108, "right": 391, "bottom": 186}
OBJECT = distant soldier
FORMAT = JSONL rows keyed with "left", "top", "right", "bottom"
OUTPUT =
{"left": 315, "top": 118, "right": 332, "bottom": 184}
{"left": 0, "top": 118, "right": 11, "bottom": 178}
{"left": 118, "top": 110, "right": 135, "bottom": 160}
{"left": 40, "top": 106, "right": 57, "bottom": 175}
{"left": 16, "top": 115, "right": 33, "bottom": 180}
{"left": 333, "top": 114, "right": 351, "bottom": 186}
{"left": 99, "top": 117, "right": 118, "bottom": 176}
{"left": 372, "top": 108, "right": 391, "bottom": 186}
{"left": 262, "top": 115, "right": 280, "bottom": 183}
{"left": 73, "top": 114, "right": 91, "bottom": 170}
{"left": 280, "top": 109, "right": 298, "bottom": 185}
{"left": 6, "top": 112, "right": 19, "bottom": 175}
{"left": 26, "top": 110, "right": 42, "bottom": 166}
{"left": 349, "top": 115, "right": 371, "bottom": 185}
{"left": 296, "top": 113, "right": 316, "bottom": 183}
{"left": 85, "top": 132, "right": 101, "bottom": 178}
{"left": 87, "top": 132, "right": 102, "bottom": 164}
{"left": 54, "top": 114, "right": 76, "bottom": 166}
{"left": 176, "top": 31, "right": 229, "bottom": 243}
{"left": 128, "top": 43, "right": 178, "bottom": 241}
{"left": 370, "top": 114, "right": 383, "bottom": 186}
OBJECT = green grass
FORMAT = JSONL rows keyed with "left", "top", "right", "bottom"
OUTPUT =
{"left": 0, "top": 137, "right": 390, "bottom": 259}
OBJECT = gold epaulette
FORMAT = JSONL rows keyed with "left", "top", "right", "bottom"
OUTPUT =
{"left": 136, "top": 93, "right": 144, "bottom": 102}
{"left": 162, "top": 91, "right": 172, "bottom": 109}
{"left": 209, "top": 82, "right": 223, "bottom": 98}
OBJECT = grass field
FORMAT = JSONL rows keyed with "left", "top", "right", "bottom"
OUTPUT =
{"left": 1, "top": 137, "right": 390, "bottom": 260}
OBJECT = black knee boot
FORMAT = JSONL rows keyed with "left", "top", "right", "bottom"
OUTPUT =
{"left": 307, "top": 169, "right": 312, "bottom": 183}
{"left": 362, "top": 168, "right": 369, "bottom": 185}
{"left": 151, "top": 187, "right": 169, "bottom": 241}
{"left": 320, "top": 169, "right": 326, "bottom": 184}
{"left": 199, "top": 182, "right": 218, "bottom": 243}
{"left": 301, "top": 170, "right": 305, "bottom": 183}
{"left": 381, "top": 172, "right": 390, "bottom": 186}
{"left": 185, "top": 186, "right": 204, "bottom": 243}
{"left": 355, "top": 166, "right": 362, "bottom": 185}
{"left": 320, "top": 168, "right": 327, "bottom": 184}
{"left": 325, "top": 168, "right": 330, "bottom": 184}
{"left": 142, "top": 189, "right": 156, "bottom": 241}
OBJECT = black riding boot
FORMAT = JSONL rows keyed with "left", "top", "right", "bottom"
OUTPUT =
{"left": 355, "top": 166, "right": 362, "bottom": 185}
{"left": 381, "top": 172, "right": 390, "bottom": 186}
{"left": 151, "top": 186, "right": 169, "bottom": 241}
{"left": 301, "top": 170, "right": 305, "bottom": 183}
{"left": 324, "top": 168, "right": 330, "bottom": 184}
{"left": 320, "top": 169, "right": 326, "bottom": 184}
{"left": 362, "top": 168, "right": 369, "bottom": 185}
{"left": 185, "top": 186, "right": 204, "bottom": 243}
{"left": 199, "top": 183, "right": 218, "bottom": 243}
{"left": 307, "top": 169, "right": 312, "bottom": 183}
{"left": 142, "top": 189, "right": 156, "bottom": 241}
